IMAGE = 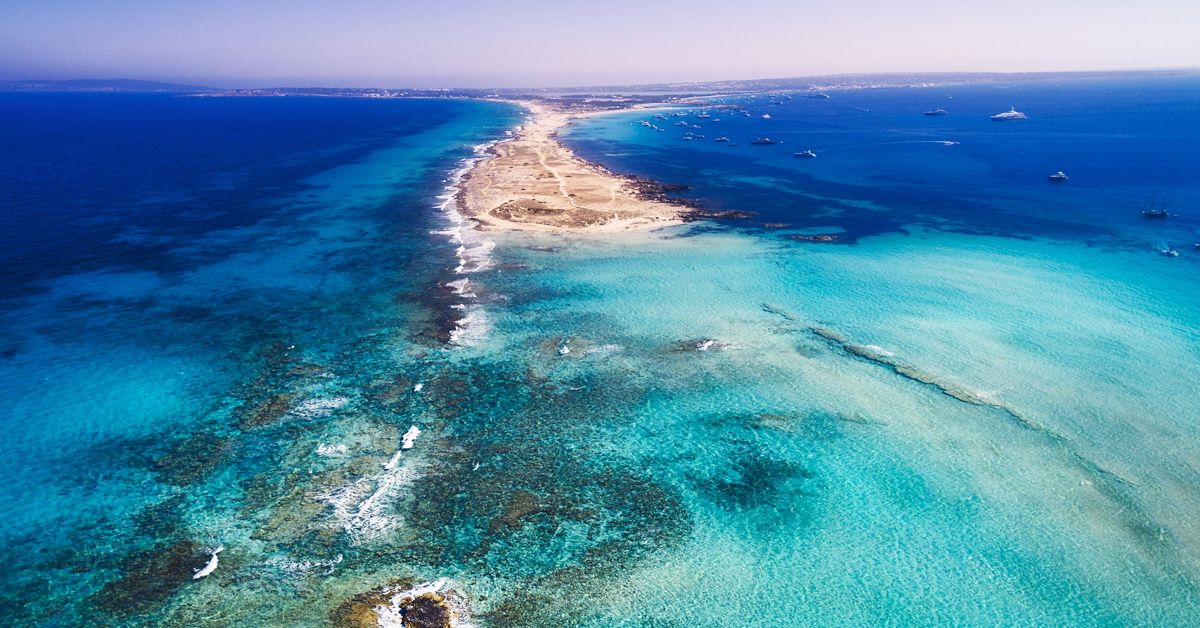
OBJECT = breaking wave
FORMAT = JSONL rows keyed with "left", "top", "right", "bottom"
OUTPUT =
{"left": 430, "top": 131, "right": 518, "bottom": 348}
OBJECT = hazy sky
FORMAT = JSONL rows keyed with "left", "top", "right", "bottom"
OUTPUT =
{"left": 2, "top": 0, "right": 1198, "bottom": 87}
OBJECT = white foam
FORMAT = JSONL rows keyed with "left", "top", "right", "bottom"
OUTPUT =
{"left": 430, "top": 129, "right": 521, "bottom": 350}
{"left": 448, "top": 307, "right": 491, "bottom": 347}
{"left": 445, "top": 278, "right": 475, "bottom": 298}
{"left": 192, "top": 546, "right": 223, "bottom": 580}
{"left": 273, "top": 553, "right": 344, "bottom": 576}
{"left": 374, "top": 578, "right": 476, "bottom": 628}
{"left": 431, "top": 226, "right": 465, "bottom": 244}
{"left": 316, "top": 443, "right": 349, "bottom": 457}
{"left": 413, "top": 383, "right": 424, "bottom": 392}
{"left": 402, "top": 425, "right": 421, "bottom": 449}
{"left": 292, "top": 396, "right": 349, "bottom": 419}
{"left": 455, "top": 239, "right": 496, "bottom": 274}
{"left": 694, "top": 339, "right": 734, "bottom": 351}
{"left": 317, "top": 463, "right": 420, "bottom": 545}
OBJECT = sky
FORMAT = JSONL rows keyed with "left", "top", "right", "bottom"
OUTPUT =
{"left": 1, "top": 0, "right": 1198, "bottom": 88}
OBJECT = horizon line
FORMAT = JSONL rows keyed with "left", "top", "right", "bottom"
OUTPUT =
{"left": 5, "top": 66, "right": 1199, "bottom": 93}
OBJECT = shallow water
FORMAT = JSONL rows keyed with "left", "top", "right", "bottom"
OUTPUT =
{"left": 3, "top": 80, "right": 1200, "bottom": 625}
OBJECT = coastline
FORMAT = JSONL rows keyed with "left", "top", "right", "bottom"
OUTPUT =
{"left": 455, "top": 100, "right": 692, "bottom": 234}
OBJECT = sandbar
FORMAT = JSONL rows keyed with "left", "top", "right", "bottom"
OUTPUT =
{"left": 456, "top": 101, "right": 689, "bottom": 234}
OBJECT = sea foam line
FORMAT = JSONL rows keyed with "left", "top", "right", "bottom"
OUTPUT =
{"left": 431, "top": 129, "right": 520, "bottom": 348}
{"left": 316, "top": 465, "right": 420, "bottom": 545}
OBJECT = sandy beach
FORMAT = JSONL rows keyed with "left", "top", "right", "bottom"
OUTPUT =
{"left": 456, "top": 101, "right": 688, "bottom": 234}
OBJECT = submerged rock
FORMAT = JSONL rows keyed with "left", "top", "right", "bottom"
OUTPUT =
{"left": 95, "top": 540, "right": 208, "bottom": 615}
{"left": 683, "top": 209, "right": 756, "bottom": 220}
{"left": 150, "top": 432, "right": 233, "bottom": 486}
{"left": 785, "top": 233, "right": 839, "bottom": 242}
{"left": 332, "top": 578, "right": 464, "bottom": 628}
{"left": 668, "top": 338, "right": 731, "bottom": 352}
{"left": 237, "top": 392, "right": 292, "bottom": 430}
{"left": 489, "top": 490, "right": 552, "bottom": 532}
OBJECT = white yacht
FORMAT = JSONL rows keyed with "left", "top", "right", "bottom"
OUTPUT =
{"left": 991, "top": 107, "right": 1028, "bottom": 121}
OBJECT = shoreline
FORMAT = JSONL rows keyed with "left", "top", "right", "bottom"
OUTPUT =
{"left": 455, "top": 100, "right": 696, "bottom": 234}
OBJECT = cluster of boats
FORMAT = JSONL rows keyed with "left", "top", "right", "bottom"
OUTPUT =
{"left": 921, "top": 106, "right": 1029, "bottom": 120}
{"left": 1139, "top": 192, "right": 1191, "bottom": 257}
{"left": 639, "top": 100, "right": 1191, "bottom": 258}
{"left": 746, "top": 137, "right": 816, "bottom": 157}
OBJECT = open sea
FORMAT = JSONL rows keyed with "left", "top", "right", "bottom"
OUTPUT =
{"left": 2, "top": 76, "right": 1199, "bottom": 625}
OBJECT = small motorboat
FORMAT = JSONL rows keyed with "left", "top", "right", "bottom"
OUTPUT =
{"left": 750, "top": 137, "right": 777, "bottom": 145}
{"left": 924, "top": 108, "right": 948, "bottom": 116}
{"left": 1048, "top": 171, "right": 1068, "bottom": 182}
{"left": 793, "top": 150, "right": 817, "bottom": 159}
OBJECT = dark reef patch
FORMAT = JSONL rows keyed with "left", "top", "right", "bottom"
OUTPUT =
{"left": 709, "top": 454, "right": 809, "bottom": 510}
{"left": 236, "top": 392, "right": 293, "bottom": 430}
{"left": 94, "top": 539, "right": 207, "bottom": 616}
{"left": 331, "top": 579, "right": 459, "bottom": 628}
{"left": 151, "top": 431, "right": 234, "bottom": 485}
{"left": 489, "top": 490, "right": 554, "bottom": 532}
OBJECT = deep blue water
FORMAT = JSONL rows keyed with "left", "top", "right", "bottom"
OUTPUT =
{"left": 566, "top": 76, "right": 1200, "bottom": 249}
{"left": 0, "top": 94, "right": 523, "bottom": 623}
{"left": 0, "top": 94, "right": 467, "bottom": 297}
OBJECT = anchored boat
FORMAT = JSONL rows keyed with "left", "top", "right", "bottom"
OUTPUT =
{"left": 991, "top": 107, "right": 1028, "bottom": 121}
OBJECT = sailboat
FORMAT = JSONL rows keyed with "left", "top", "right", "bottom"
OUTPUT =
{"left": 1143, "top": 191, "right": 1169, "bottom": 218}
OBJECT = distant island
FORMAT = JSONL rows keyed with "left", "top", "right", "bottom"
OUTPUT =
{"left": 3, "top": 68, "right": 1195, "bottom": 100}
{"left": 0, "top": 79, "right": 215, "bottom": 93}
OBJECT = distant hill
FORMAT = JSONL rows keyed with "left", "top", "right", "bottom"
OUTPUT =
{"left": 0, "top": 79, "right": 215, "bottom": 93}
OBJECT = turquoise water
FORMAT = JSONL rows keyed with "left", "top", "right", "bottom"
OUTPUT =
{"left": 479, "top": 228, "right": 1200, "bottom": 624}
{"left": 3, "top": 81, "right": 1200, "bottom": 625}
